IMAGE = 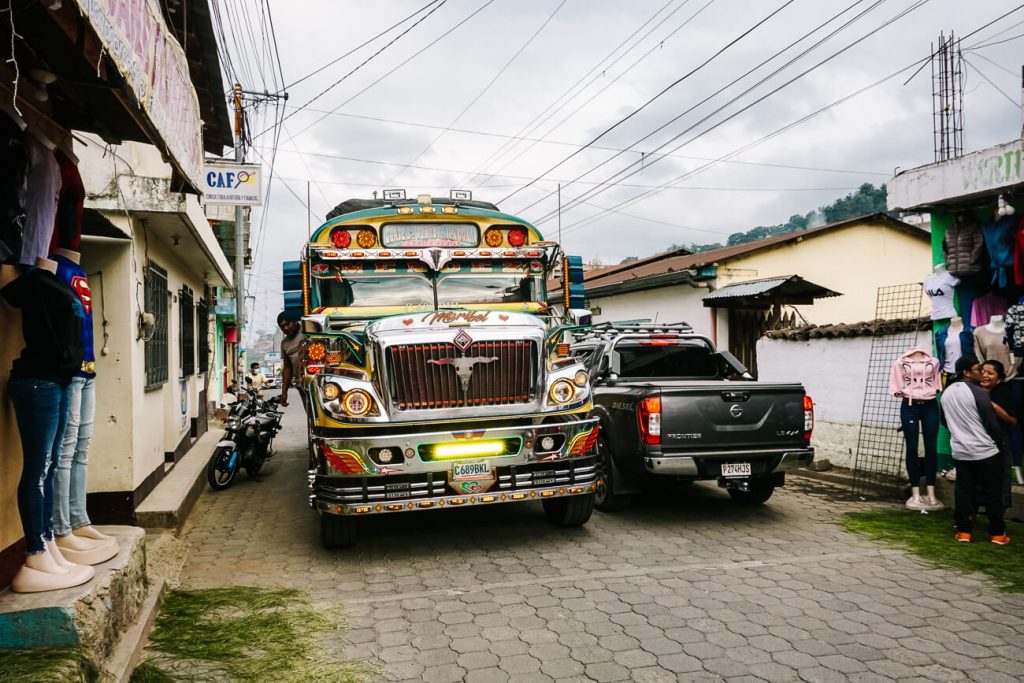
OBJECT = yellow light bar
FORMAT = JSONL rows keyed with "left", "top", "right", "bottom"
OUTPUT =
{"left": 450, "top": 498, "right": 465, "bottom": 505}
{"left": 354, "top": 506, "right": 371, "bottom": 514}
{"left": 433, "top": 441, "right": 506, "bottom": 458}
{"left": 511, "top": 493, "right": 527, "bottom": 500}
{"left": 541, "top": 490, "right": 555, "bottom": 497}
{"left": 442, "top": 206, "right": 458, "bottom": 214}
{"left": 386, "top": 503, "right": 403, "bottom": 511}
{"left": 480, "top": 495, "right": 496, "bottom": 503}
{"left": 420, "top": 205, "right": 435, "bottom": 214}
{"left": 398, "top": 206, "right": 414, "bottom": 214}
{"left": 418, "top": 501, "right": 434, "bottom": 508}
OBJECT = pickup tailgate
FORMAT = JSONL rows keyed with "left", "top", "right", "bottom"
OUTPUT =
{"left": 657, "top": 381, "right": 808, "bottom": 451}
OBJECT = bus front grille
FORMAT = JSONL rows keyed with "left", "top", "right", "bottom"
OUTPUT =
{"left": 387, "top": 341, "right": 535, "bottom": 410}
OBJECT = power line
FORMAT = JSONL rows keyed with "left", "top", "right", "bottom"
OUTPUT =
{"left": 529, "top": 0, "right": 921, "bottom": 225}
{"left": 456, "top": 0, "right": 695, "bottom": 187}
{"left": 497, "top": 0, "right": 798, "bottom": 206}
{"left": 383, "top": 0, "right": 568, "bottom": 186}
{"left": 282, "top": 0, "right": 499, "bottom": 145}
{"left": 963, "top": 56, "right": 1018, "bottom": 107}
{"left": 279, "top": 0, "right": 442, "bottom": 92}
{"left": 473, "top": 0, "right": 719, "bottom": 189}
{"left": 259, "top": 0, "right": 449, "bottom": 139}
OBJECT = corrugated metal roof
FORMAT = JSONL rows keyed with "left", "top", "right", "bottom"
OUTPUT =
{"left": 702, "top": 277, "right": 793, "bottom": 301}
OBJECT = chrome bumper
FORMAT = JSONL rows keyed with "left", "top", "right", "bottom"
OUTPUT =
{"left": 311, "top": 417, "right": 600, "bottom": 515}
{"left": 644, "top": 448, "right": 814, "bottom": 477}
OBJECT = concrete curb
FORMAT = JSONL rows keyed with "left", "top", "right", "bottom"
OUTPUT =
{"left": 136, "top": 426, "right": 223, "bottom": 531}
{"left": 100, "top": 577, "right": 165, "bottom": 683}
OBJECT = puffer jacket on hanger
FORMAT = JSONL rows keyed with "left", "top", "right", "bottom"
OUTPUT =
{"left": 942, "top": 216, "right": 986, "bottom": 277}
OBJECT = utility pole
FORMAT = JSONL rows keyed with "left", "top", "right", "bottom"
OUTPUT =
{"left": 232, "top": 83, "right": 246, "bottom": 346}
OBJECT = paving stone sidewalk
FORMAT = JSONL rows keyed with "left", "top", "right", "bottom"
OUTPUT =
{"left": 173, "top": 405, "right": 1024, "bottom": 682}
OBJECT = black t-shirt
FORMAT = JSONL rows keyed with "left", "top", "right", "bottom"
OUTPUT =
{"left": 990, "top": 382, "right": 1021, "bottom": 422}
{"left": 1, "top": 267, "right": 84, "bottom": 386}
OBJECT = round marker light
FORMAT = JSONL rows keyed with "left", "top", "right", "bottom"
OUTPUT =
{"left": 378, "top": 448, "right": 394, "bottom": 463}
{"left": 342, "top": 389, "right": 372, "bottom": 416}
{"left": 574, "top": 370, "right": 589, "bottom": 387}
{"left": 322, "top": 382, "right": 341, "bottom": 400}
{"left": 330, "top": 228, "right": 351, "bottom": 248}
{"left": 507, "top": 227, "right": 527, "bottom": 247}
{"left": 539, "top": 436, "right": 556, "bottom": 451}
{"left": 356, "top": 229, "right": 377, "bottom": 248}
{"left": 306, "top": 342, "right": 326, "bottom": 362}
{"left": 404, "top": 448, "right": 416, "bottom": 459}
{"left": 549, "top": 379, "right": 574, "bottom": 404}
{"left": 484, "top": 228, "right": 503, "bottom": 247}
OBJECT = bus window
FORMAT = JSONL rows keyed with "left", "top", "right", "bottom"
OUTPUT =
{"left": 436, "top": 273, "right": 538, "bottom": 306}
{"left": 316, "top": 274, "right": 434, "bottom": 307}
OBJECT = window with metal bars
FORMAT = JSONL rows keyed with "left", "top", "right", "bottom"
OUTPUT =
{"left": 197, "top": 297, "right": 210, "bottom": 373}
{"left": 144, "top": 262, "right": 169, "bottom": 389}
{"left": 180, "top": 285, "right": 195, "bottom": 377}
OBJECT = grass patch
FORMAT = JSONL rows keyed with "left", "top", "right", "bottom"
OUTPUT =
{"left": 844, "top": 508, "right": 1024, "bottom": 591}
{"left": 0, "top": 648, "right": 97, "bottom": 683}
{"left": 131, "top": 587, "right": 374, "bottom": 682}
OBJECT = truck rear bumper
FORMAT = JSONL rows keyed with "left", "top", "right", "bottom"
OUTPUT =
{"left": 643, "top": 447, "right": 814, "bottom": 478}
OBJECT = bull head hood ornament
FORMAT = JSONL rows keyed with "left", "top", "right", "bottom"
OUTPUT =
{"left": 429, "top": 356, "right": 498, "bottom": 393}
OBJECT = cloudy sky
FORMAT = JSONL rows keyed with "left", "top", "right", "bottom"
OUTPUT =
{"left": 230, "top": 0, "right": 1024, "bottom": 332}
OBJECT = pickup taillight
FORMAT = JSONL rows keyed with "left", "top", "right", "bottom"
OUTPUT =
{"left": 638, "top": 396, "right": 661, "bottom": 445}
{"left": 803, "top": 395, "right": 814, "bottom": 442}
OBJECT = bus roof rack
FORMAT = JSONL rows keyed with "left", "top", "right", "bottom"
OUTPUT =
{"left": 326, "top": 197, "right": 500, "bottom": 220}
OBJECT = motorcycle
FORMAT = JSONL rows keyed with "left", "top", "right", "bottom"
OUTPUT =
{"left": 207, "top": 389, "right": 284, "bottom": 490}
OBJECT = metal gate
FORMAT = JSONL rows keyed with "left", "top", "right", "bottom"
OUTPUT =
{"left": 852, "top": 283, "right": 925, "bottom": 498}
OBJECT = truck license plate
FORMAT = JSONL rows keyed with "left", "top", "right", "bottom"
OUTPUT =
{"left": 452, "top": 461, "right": 491, "bottom": 481}
{"left": 721, "top": 462, "right": 751, "bottom": 477}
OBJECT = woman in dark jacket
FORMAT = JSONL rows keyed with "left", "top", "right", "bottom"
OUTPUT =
{"left": 979, "top": 360, "right": 1016, "bottom": 509}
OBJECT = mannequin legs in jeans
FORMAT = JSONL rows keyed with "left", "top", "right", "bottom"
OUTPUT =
{"left": 55, "top": 377, "right": 95, "bottom": 536}
{"left": 8, "top": 377, "right": 70, "bottom": 555}
{"left": 901, "top": 399, "right": 941, "bottom": 508}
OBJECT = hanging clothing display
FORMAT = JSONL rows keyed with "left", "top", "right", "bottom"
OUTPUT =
{"left": 53, "top": 253, "right": 95, "bottom": 379}
{"left": 973, "top": 325, "right": 1019, "bottom": 380}
{"left": 1005, "top": 303, "right": 1024, "bottom": 355}
{"left": 942, "top": 215, "right": 986, "bottom": 277}
{"left": 970, "top": 292, "right": 1008, "bottom": 328}
{"left": 18, "top": 136, "right": 60, "bottom": 266}
{"left": 900, "top": 399, "right": 939, "bottom": 487}
{"left": 889, "top": 348, "right": 941, "bottom": 401}
{"left": 924, "top": 269, "right": 960, "bottom": 320}
{"left": 982, "top": 216, "right": 1018, "bottom": 288}
{"left": 935, "top": 324, "right": 973, "bottom": 373}
{"left": 1, "top": 113, "right": 29, "bottom": 264}
{"left": 49, "top": 151, "right": 85, "bottom": 253}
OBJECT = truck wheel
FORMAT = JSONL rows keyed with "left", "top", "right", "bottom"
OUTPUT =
{"left": 543, "top": 493, "right": 595, "bottom": 527}
{"left": 320, "top": 514, "right": 357, "bottom": 549}
{"left": 728, "top": 482, "right": 775, "bottom": 505}
{"left": 595, "top": 435, "right": 631, "bottom": 512}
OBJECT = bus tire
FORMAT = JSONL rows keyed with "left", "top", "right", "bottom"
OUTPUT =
{"left": 320, "top": 514, "right": 357, "bottom": 549}
{"left": 543, "top": 493, "right": 594, "bottom": 527}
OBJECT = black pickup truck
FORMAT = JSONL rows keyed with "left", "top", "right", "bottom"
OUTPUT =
{"left": 571, "top": 323, "right": 814, "bottom": 510}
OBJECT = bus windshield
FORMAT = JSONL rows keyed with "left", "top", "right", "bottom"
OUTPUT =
{"left": 312, "top": 262, "right": 544, "bottom": 309}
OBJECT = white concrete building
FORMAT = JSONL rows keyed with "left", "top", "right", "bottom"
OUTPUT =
{"left": 78, "top": 137, "right": 233, "bottom": 522}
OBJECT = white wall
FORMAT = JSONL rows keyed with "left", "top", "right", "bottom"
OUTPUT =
{"left": 590, "top": 286, "right": 714, "bottom": 334}
{"left": 757, "top": 330, "right": 931, "bottom": 469}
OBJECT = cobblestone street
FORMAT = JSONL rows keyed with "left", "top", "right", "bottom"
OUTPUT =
{"left": 172, "top": 405, "right": 1024, "bottom": 682}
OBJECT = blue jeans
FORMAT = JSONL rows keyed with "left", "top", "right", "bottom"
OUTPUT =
{"left": 55, "top": 376, "right": 94, "bottom": 536}
{"left": 901, "top": 399, "right": 940, "bottom": 486}
{"left": 8, "top": 377, "right": 71, "bottom": 555}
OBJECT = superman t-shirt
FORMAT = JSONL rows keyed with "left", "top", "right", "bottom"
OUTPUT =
{"left": 53, "top": 253, "right": 95, "bottom": 378}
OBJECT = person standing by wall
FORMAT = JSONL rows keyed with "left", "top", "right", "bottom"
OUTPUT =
{"left": 941, "top": 355, "right": 1011, "bottom": 544}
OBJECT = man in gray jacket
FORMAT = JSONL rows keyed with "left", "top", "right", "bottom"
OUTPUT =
{"left": 941, "top": 355, "right": 1010, "bottom": 544}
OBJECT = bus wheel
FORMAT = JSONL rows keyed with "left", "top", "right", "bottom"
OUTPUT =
{"left": 321, "top": 514, "right": 357, "bottom": 549}
{"left": 543, "top": 493, "right": 594, "bottom": 527}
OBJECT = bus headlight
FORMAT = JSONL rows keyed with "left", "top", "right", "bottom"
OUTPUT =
{"left": 549, "top": 379, "right": 575, "bottom": 405}
{"left": 342, "top": 389, "right": 373, "bottom": 416}
{"left": 322, "top": 382, "right": 341, "bottom": 400}
{"left": 573, "top": 370, "right": 589, "bottom": 387}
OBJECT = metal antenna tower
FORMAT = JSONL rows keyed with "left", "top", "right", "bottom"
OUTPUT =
{"left": 932, "top": 31, "right": 964, "bottom": 162}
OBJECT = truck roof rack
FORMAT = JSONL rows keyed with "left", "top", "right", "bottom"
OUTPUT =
{"left": 572, "top": 321, "right": 694, "bottom": 341}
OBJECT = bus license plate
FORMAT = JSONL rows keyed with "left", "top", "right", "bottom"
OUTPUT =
{"left": 452, "top": 461, "right": 491, "bottom": 481}
{"left": 721, "top": 462, "right": 751, "bottom": 477}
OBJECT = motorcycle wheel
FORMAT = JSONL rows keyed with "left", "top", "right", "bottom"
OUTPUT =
{"left": 207, "top": 446, "right": 240, "bottom": 490}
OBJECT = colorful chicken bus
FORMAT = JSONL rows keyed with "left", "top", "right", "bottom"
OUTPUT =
{"left": 281, "top": 192, "right": 599, "bottom": 548}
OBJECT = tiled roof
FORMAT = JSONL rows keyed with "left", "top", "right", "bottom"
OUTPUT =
{"left": 580, "top": 213, "right": 925, "bottom": 292}
{"left": 763, "top": 317, "right": 931, "bottom": 340}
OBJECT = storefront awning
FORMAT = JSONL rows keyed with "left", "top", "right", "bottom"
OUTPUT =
{"left": 702, "top": 275, "right": 841, "bottom": 309}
